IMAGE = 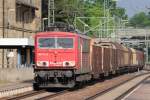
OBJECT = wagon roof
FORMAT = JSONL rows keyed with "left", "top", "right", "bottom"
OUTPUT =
{"left": 122, "top": 45, "right": 129, "bottom": 51}
{"left": 97, "top": 42, "right": 124, "bottom": 50}
{"left": 111, "top": 42, "right": 125, "bottom": 50}
{"left": 130, "top": 48, "right": 144, "bottom": 55}
{"left": 130, "top": 48, "right": 136, "bottom": 53}
{"left": 92, "top": 40, "right": 126, "bottom": 50}
{"left": 95, "top": 42, "right": 117, "bottom": 49}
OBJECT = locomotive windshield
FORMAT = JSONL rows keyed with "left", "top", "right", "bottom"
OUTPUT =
{"left": 57, "top": 38, "right": 73, "bottom": 48}
{"left": 38, "top": 38, "right": 55, "bottom": 48}
{"left": 38, "top": 37, "right": 74, "bottom": 49}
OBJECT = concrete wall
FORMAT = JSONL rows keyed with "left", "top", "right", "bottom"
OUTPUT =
{"left": 0, "top": 68, "right": 34, "bottom": 82}
{"left": 2, "top": 0, "right": 42, "bottom": 38}
{"left": 0, "top": 0, "right": 41, "bottom": 68}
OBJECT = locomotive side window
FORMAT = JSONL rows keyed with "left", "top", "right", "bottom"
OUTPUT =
{"left": 38, "top": 38, "right": 55, "bottom": 48}
{"left": 57, "top": 38, "right": 73, "bottom": 49}
{"left": 78, "top": 38, "right": 81, "bottom": 49}
{"left": 83, "top": 39, "right": 90, "bottom": 52}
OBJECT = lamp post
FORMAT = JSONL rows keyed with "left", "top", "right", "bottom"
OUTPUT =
{"left": 42, "top": 18, "right": 48, "bottom": 31}
{"left": 145, "top": 29, "right": 148, "bottom": 65}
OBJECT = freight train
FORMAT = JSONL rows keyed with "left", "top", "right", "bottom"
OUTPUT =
{"left": 33, "top": 31, "right": 145, "bottom": 89}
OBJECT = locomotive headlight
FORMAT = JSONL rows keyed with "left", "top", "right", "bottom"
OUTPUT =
{"left": 69, "top": 61, "right": 75, "bottom": 66}
{"left": 63, "top": 61, "right": 75, "bottom": 67}
{"left": 37, "top": 61, "right": 49, "bottom": 67}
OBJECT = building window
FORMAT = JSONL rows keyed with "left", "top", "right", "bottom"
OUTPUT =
{"left": 7, "top": 49, "right": 13, "bottom": 52}
{"left": 16, "top": 2, "right": 37, "bottom": 23}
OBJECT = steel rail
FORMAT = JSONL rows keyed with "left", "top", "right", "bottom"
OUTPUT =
{"left": 85, "top": 72, "right": 150, "bottom": 100}
{"left": 115, "top": 76, "right": 149, "bottom": 100}
{"left": 36, "top": 90, "right": 69, "bottom": 100}
{"left": 5, "top": 90, "right": 46, "bottom": 100}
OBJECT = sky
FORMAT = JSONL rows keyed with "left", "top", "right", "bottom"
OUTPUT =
{"left": 117, "top": 0, "right": 150, "bottom": 17}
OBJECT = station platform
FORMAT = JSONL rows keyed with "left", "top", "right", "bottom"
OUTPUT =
{"left": 123, "top": 78, "right": 150, "bottom": 100}
{"left": 0, "top": 80, "right": 33, "bottom": 92}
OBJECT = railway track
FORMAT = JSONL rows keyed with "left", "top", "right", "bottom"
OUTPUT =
{"left": 25, "top": 71, "right": 148, "bottom": 100}
{"left": 86, "top": 72, "right": 150, "bottom": 100}
{"left": 0, "top": 71, "right": 149, "bottom": 100}
{"left": 4, "top": 90, "right": 47, "bottom": 100}
{"left": 115, "top": 77, "right": 149, "bottom": 100}
{"left": 36, "top": 90, "right": 69, "bottom": 100}
{"left": 0, "top": 85, "right": 33, "bottom": 98}
{"left": 2, "top": 89, "right": 69, "bottom": 100}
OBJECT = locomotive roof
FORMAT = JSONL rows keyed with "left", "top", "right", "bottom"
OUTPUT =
{"left": 36, "top": 31, "right": 91, "bottom": 39}
{"left": 36, "top": 31, "right": 75, "bottom": 36}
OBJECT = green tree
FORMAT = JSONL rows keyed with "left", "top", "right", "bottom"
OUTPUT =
{"left": 129, "top": 12, "right": 150, "bottom": 27}
{"left": 42, "top": 0, "right": 127, "bottom": 37}
{"left": 111, "top": 7, "right": 128, "bottom": 19}
{"left": 55, "top": 0, "right": 84, "bottom": 24}
{"left": 83, "top": 0, "right": 127, "bottom": 26}
{"left": 42, "top": 0, "right": 84, "bottom": 24}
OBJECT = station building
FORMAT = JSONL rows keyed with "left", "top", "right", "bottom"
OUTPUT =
{"left": 0, "top": 0, "right": 41, "bottom": 68}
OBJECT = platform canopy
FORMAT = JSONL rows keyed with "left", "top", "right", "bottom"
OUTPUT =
{"left": 0, "top": 38, "right": 34, "bottom": 46}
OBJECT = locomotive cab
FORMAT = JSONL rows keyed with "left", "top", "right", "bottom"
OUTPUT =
{"left": 36, "top": 36, "right": 76, "bottom": 68}
{"left": 34, "top": 32, "right": 78, "bottom": 88}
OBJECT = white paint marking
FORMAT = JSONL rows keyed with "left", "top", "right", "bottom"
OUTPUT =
{"left": 121, "top": 84, "right": 143, "bottom": 100}
{"left": 0, "top": 86, "right": 33, "bottom": 98}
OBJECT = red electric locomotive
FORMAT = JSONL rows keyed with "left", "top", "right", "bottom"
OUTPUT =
{"left": 33, "top": 31, "right": 92, "bottom": 89}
